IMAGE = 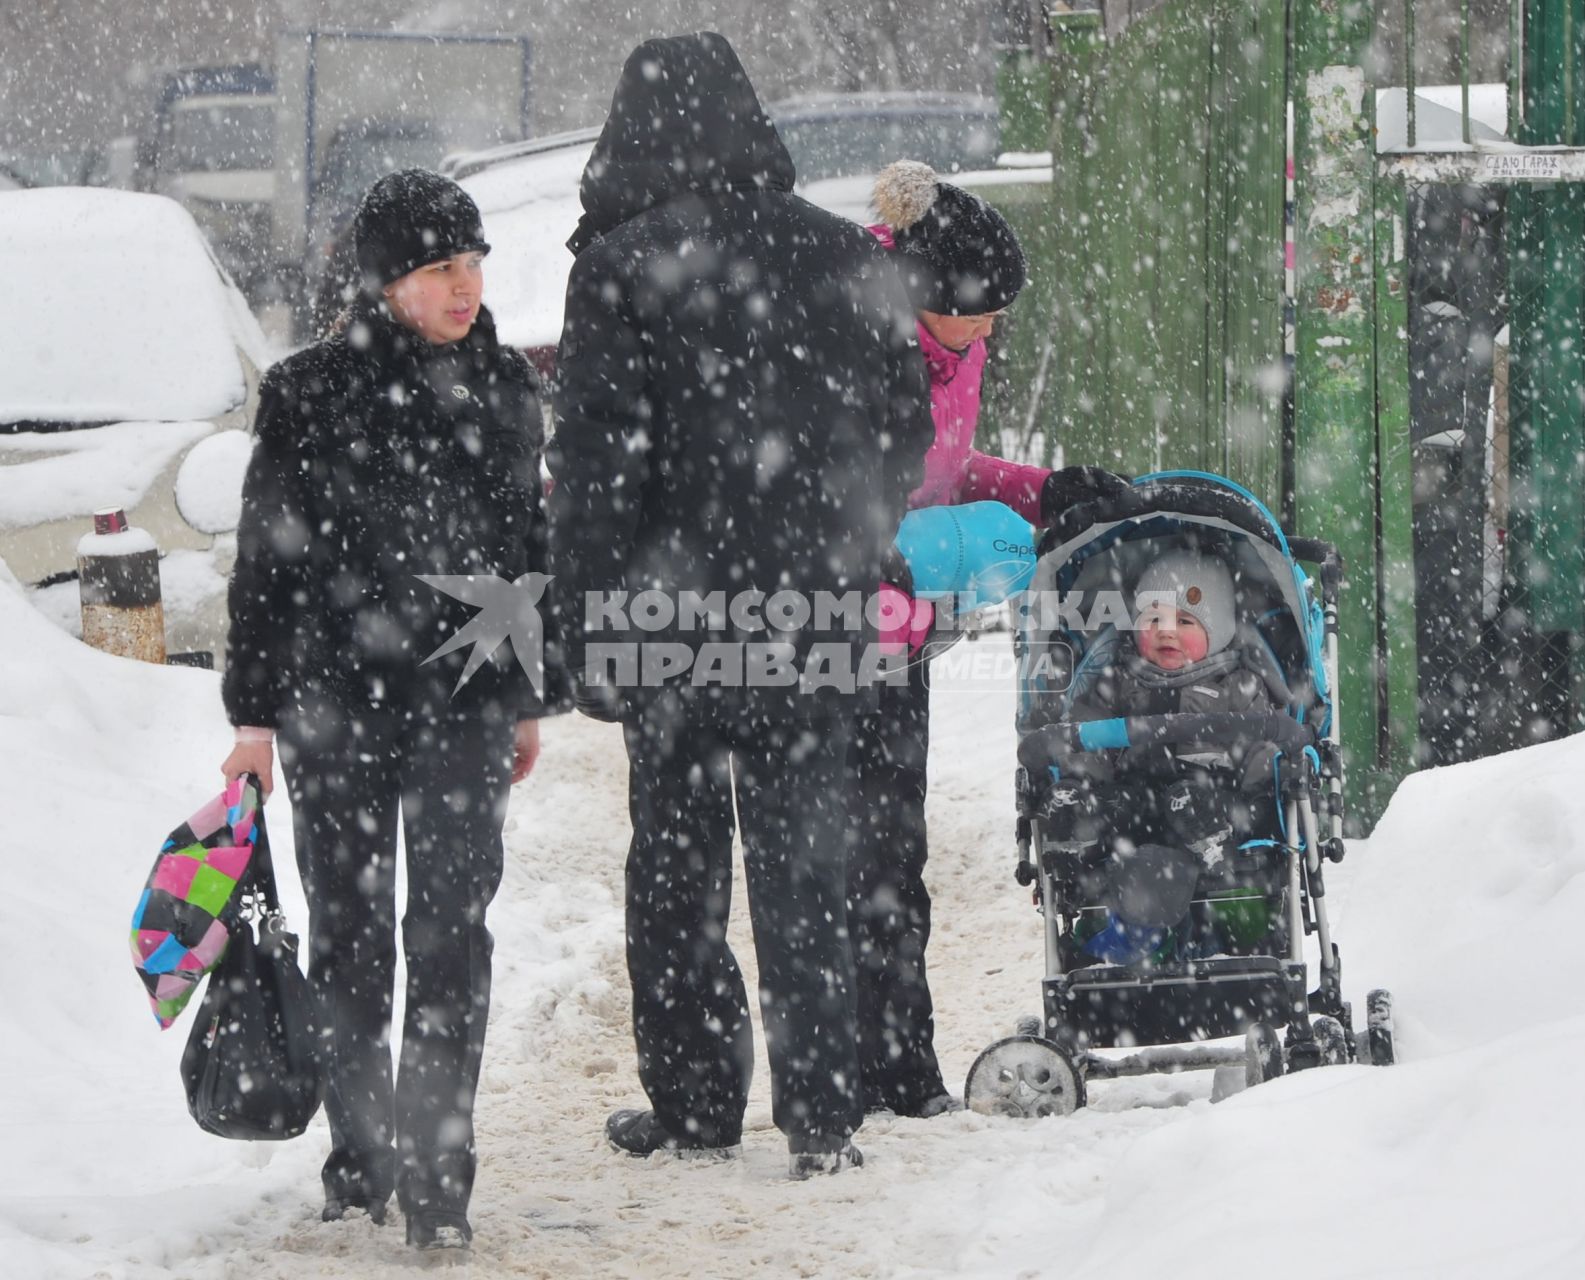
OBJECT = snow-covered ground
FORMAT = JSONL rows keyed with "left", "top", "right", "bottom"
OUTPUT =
{"left": 2, "top": 556, "right": 1582, "bottom": 1279}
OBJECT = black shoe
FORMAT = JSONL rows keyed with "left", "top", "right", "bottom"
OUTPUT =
{"left": 406, "top": 1210, "right": 472, "bottom": 1252}
{"left": 788, "top": 1138, "right": 864, "bottom": 1179}
{"left": 322, "top": 1196, "right": 387, "bottom": 1226}
{"left": 605, "top": 1108, "right": 740, "bottom": 1160}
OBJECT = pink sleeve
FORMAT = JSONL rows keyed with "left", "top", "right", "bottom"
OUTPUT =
{"left": 962, "top": 450, "right": 1051, "bottom": 524}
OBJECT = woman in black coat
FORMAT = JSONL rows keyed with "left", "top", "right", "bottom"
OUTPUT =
{"left": 220, "top": 169, "right": 565, "bottom": 1253}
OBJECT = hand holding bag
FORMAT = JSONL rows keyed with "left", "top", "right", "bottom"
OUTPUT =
{"left": 180, "top": 783, "right": 323, "bottom": 1139}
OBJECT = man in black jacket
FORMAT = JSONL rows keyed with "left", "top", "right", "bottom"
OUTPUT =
{"left": 548, "top": 32, "right": 934, "bottom": 1177}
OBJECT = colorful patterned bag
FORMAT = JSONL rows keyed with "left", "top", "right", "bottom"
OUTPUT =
{"left": 130, "top": 775, "right": 262, "bottom": 1027}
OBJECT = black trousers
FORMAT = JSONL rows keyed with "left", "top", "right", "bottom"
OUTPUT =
{"left": 622, "top": 694, "right": 862, "bottom": 1150}
{"left": 279, "top": 707, "right": 513, "bottom": 1217}
{"left": 844, "top": 666, "right": 948, "bottom": 1115}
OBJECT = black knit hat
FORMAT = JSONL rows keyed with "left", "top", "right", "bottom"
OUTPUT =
{"left": 873, "top": 160, "right": 1026, "bottom": 316}
{"left": 352, "top": 168, "right": 491, "bottom": 290}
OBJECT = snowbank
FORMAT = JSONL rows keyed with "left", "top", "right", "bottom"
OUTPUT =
{"left": 0, "top": 557, "right": 311, "bottom": 1274}
{"left": 0, "top": 189, "right": 266, "bottom": 425}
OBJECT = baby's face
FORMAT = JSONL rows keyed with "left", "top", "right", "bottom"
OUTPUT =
{"left": 1136, "top": 607, "right": 1210, "bottom": 670}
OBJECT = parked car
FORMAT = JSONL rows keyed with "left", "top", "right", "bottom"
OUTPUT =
{"left": 135, "top": 65, "right": 279, "bottom": 302}
{"left": 767, "top": 92, "right": 1000, "bottom": 183}
{"left": 0, "top": 188, "right": 272, "bottom": 655}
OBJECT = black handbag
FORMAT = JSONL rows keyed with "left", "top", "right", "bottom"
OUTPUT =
{"left": 181, "top": 789, "right": 323, "bottom": 1139}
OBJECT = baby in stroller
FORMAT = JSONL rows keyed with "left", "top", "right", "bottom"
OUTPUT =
{"left": 1025, "top": 546, "right": 1288, "bottom": 966}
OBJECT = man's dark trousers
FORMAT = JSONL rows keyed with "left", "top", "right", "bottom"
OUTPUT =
{"left": 279, "top": 706, "right": 512, "bottom": 1217}
{"left": 845, "top": 666, "right": 948, "bottom": 1114}
{"left": 622, "top": 693, "right": 863, "bottom": 1151}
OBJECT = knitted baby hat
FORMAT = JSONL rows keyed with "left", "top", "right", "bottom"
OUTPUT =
{"left": 1133, "top": 550, "right": 1237, "bottom": 656}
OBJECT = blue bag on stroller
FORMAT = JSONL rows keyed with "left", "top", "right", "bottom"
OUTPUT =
{"left": 963, "top": 473, "right": 1395, "bottom": 1118}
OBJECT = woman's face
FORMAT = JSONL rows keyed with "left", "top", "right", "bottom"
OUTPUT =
{"left": 920, "top": 309, "right": 1001, "bottom": 352}
{"left": 383, "top": 251, "right": 486, "bottom": 345}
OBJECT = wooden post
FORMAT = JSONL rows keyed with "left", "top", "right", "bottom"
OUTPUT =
{"left": 77, "top": 508, "right": 166, "bottom": 664}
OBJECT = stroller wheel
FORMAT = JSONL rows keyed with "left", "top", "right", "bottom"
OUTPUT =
{"left": 1365, "top": 988, "right": 1396, "bottom": 1065}
{"left": 1244, "top": 1023, "right": 1285, "bottom": 1087}
{"left": 1311, "top": 1015, "right": 1350, "bottom": 1067}
{"left": 964, "top": 1036, "right": 1085, "bottom": 1120}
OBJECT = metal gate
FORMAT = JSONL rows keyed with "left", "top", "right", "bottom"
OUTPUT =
{"left": 1374, "top": 0, "right": 1585, "bottom": 787}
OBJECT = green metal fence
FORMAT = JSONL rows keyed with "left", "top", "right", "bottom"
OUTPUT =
{"left": 1038, "top": 3, "right": 1290, "bottom": 497}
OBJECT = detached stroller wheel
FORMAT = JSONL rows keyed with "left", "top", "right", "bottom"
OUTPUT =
{"left": 964, "top": 1036, "right": 1086, "bottom": 1119}
{"left": 1365, "top": 988, "right": 1396, "bottom": 1065}
{"left": 1244, "top": 1023, "right": 1285, "bottom": 1087}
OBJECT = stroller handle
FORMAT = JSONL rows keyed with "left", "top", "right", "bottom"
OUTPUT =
{"left": 1017, "top": 711, "right": 1317, "bottom": 770}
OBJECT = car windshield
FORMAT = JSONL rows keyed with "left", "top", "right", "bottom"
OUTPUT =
{"left": 776, "top": 112, "right": 1000, "bottom": 183}
{"left": 167, "top": 102, "right": 276, "bottom": 172}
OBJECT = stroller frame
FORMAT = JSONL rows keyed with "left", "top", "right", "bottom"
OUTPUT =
{"left": 965, "top": 474, "right": 1393, "bottom": 1118}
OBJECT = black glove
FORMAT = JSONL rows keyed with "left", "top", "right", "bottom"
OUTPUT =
{"left": 1039, "top": 466, "right": 1132, "bottom": 525}
{"left": 880, "top": 541, "right": 914, "bottom": 596}
{"left": 1237, "top": 740, "right": 1283, "bottom": 793}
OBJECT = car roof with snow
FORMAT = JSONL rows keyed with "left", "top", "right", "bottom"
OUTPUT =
{"left": 0, "top": 188, "right": 270, "bottom": 428}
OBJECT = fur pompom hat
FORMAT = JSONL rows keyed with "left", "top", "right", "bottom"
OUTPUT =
{"left": 1133, "top": 550, "right": 1237, "bottom": 656}
{"left": 872, "top": 159, "right": 1027, "bottom": 316}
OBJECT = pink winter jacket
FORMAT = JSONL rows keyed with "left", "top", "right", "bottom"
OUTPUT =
{"left": 872, "top": 224, "right": 1051, "bottom": 523}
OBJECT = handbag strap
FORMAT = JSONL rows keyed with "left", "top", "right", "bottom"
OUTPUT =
{"left": 239, "top": 772, "right": 284, "bottom": 918}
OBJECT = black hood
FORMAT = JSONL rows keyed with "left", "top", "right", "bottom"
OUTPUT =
{"left": 568, "top": 32, "right": 795, "bottom": 254}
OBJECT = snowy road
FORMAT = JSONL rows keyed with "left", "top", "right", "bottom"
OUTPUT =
{"left": 3, "top": 567, "right": 1583, "bottom": 1278}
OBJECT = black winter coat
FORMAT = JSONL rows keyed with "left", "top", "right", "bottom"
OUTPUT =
{"left": 548, "top": 33, "right": 935, "bottom": 719}
{"left": 223, "top": 301, "right": 568, "bottom": 728}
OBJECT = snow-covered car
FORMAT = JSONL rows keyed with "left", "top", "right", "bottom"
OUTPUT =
{"left": 0, "top": 187, "right": 273, "bottom": 654}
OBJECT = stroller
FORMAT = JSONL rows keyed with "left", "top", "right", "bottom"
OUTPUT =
{"left": 963, "top": 473, "right": 1395, "bottom": 1118}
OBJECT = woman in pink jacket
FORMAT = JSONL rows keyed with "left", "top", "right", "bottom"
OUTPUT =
{"left": 850, "top": 161, "right": 1127, "bottom": 1117}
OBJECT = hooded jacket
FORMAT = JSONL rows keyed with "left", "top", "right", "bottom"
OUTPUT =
{"left": 223, "top": 300, "right": 567, "bottom": 728}
{"left": 548, "top": 33, "right": 935, "bottom": 718}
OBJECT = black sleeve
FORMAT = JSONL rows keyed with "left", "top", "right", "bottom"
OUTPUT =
{"left": 513, "top": 388, "right": 574, "bottom": 720}
{"left": 878, "top": 278, "right": 935, "bottom": 522}
{"left": 221, "top": 371, "right": 312, "bottom": 728}
{"left": 544, "top": 246, "right": 654, "bottom": 662}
